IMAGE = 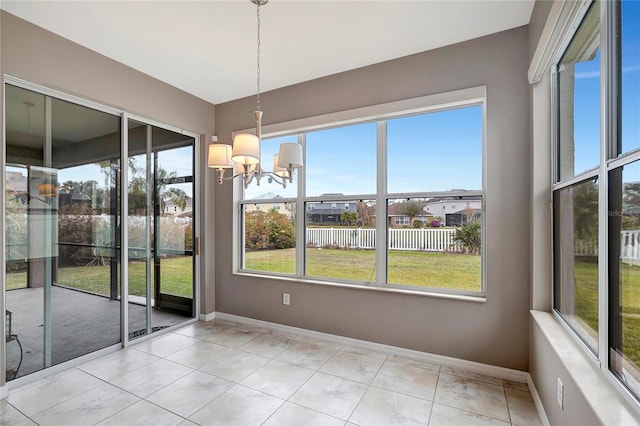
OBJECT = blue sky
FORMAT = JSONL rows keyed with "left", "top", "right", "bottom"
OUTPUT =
{"left": 58, "top": 145, "right": 194, "bottom": 196}
{"left": 572, "top": 0, "right": 639, "bottom": 177}
{"left": 244, "top": 105, "right": 483, "bottom": 200}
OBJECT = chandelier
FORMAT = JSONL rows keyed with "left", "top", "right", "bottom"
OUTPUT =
{"left": 208, "top": 0, "right": 303, "bottom": 189}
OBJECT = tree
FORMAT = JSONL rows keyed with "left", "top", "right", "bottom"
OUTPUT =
{"left": 356, "top": 201, "right": 375, "bottom": 228}
{"left": 245, "top": 209, "right": 295, "bottom": 250}
{"left": 125, "top": 158, "right": 189, "bottom": 215}
{"left": 573, "top": 180, "right": 598, "bottom": 242}
{"left": 341, "top": 211, "right": 358, "bottom": 226}
{"left": 400, "top": 200, "right": 426, "bottom": 224}
{"left": 454, "top": 220, "right": 481, "bottom": 254}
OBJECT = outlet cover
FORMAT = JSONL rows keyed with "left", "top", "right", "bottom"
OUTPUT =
{"left": 557, "top": 377, "right": 564, "bottom": 410}
{"left": 283, "top": 293, "right": 290, "bottom": 305}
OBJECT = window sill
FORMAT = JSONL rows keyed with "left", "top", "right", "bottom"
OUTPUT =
{"left": 531, "top": 310, "right": 640, "bottom": 425}
{"left": 233, "top": 271, "right": 487, "bottom": 303}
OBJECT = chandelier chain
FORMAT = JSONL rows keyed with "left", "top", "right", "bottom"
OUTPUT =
{"left": 256, "top": 1, "right": 261, "bottom": 112}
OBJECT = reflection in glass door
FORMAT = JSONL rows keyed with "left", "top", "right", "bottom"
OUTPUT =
{"left": 127, "top": 121, "right": 195, "bottom": 340}
{"left": 4, "top": 83, "right": 197, "bottom": 382}
{"left": 4, "top": 84, "right": 121, "bottom": 379}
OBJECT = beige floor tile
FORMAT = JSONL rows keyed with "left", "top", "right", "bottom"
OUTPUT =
{"left": 111, "top": 358, "right": 193, "bottom": 397}
{"left": 276, "top": 340, "right": 339, "bottom": 370}
{"left": 503, "top": 379, "right": 529, "bottom": 392}
{"left": 371, "top": 360, "right": 438, "bottom": 400}
{"left": 263, "top": 402, "right": 345, "bottom": 426}
{"left": 505, "top": 388, "right": 541, "bottom": 426}
{"left": 266, "top": 329, "right": 306, "bottom": 342}
{"left": 239, "top": 334, "right": 299, "bottom": 358}
{"left": 300, "top": 337, "right": 342, "bottom": 350}
{"left": 175, "top": 320, "right": 236, "bottom": 338}
{"left": 199, "top": 348, "right": 270, "bottom": 382}
{"left": 7, "top": 368, "right": 104, "bottom": 416}
{"left": 429, "top": 403, "right": 510, "bottom": 426}
{"left": 77, "top": 348, "right": 161, "bottom": 381}
{"left": 189, "top": 384, "right": 284, "bottom": 426}
{"left": 434, "top": 374, "right": 509, "bottom": 422}
{"left": 320, "top": 351, "right": 384, "bottom": 384}
{"left": 146, "top": 371, "right": 234, "bottom": 418}
{"left": 289, "top": 372, "right": 368, "bottom": 420}
{"left": 0, "top": 400, "right": 36, "bottom": 426}
{"left": 133, "top": 333, "right": 199, "bottom": 358}
{"left": 350, "top": 386, "right": 432, "bottom": 426}
{"left": 241, "top": 359, "right": 315, "bottom": 399}
{"left": 204, "top": 326, "right": 263, "bottom": 348}
{"left": 166, "top": 341, "right": 232, "bottom": 369}
{"left": 387, "top": 355, "right": 442, "bottom": 373}
{"left": 97, "top": 400, "right": 183, "bottom": 426}
{"left": 440, "top": 366, "right": 503, "bottom": 386}
{"left": 340, "top": 345, "right": 389, "bottom": 361}
{"left": 31, "top": 383, "right": 139, "bottom": 426}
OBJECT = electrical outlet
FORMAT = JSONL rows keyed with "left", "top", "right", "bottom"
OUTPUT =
{"left": 283, "top": 293, "right": 290, "bottom": 305}
{"left": 557, "top": 377, "right": 564, "bottom": 410}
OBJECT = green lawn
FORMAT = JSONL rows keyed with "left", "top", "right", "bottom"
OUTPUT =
{"left": 6, "top": 256, "right": 193, "bottom": 298}
{"left": 245, "top": 248, "right": 481, "bottom": 291}
{"left": 574, "top": 260, "right": 640, "bottom": 366}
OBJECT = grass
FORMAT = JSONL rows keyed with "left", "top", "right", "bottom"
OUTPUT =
{"left": 6, "top": 256, "right": 193, "bottom": 298}
{"left": 573, "top": 260, "right": 640, "bottom": 366}
{"left": 245, "top": 248, "right": 481, "bottom": 291}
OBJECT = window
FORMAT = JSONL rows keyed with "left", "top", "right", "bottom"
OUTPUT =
{"left": 557, "top": 1, "right": 601, "bottom": 181}
{"left": 238, "top": 90, "right": 484, "bottom": 295}
{"left": 609, "top": 0, "right": 640, "bottom": 401}
{"left": 552, "top": 0, "right": 640, "bottom": 404}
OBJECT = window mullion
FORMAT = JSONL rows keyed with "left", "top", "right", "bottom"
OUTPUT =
{"left": 375, "top": 121, "right": 387, "bottom": 287}
{"left": 296, "top": 133, "right": 306, "bottom": 278}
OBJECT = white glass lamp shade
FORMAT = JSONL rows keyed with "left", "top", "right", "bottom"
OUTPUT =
{"left": 208, "top": 144, "right": 233, "bottom": 168}
{"left": 273, "top": 154, "right": 289, "bottom": 178}
{"left": 232, "top": 133, "right": 260, "bottom": 165}
{"left": 277, "top": 143, "right": 303, "bottom": 169}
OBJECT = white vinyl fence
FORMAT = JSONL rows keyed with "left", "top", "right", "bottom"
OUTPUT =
{"left": 306, "top": 227, "right": 460, "bottom": 252}
{"left": 574, "top": 230, "right": 640, "bottom": 265}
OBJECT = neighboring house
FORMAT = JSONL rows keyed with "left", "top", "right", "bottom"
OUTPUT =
{"left": 306, "top": 194, "right": 357, "bottom": 224}
{"left": 244, "top": 192, "right": 294, "bottom": 219}
{"left": 5, "top": 170, "right": 28, "bottom": 204}
{"left": 424, "top": 197, "right": 482, "bottom": 227}
{"left": 387, "top": 202, "right": 432, "bottom": 227}
{"left": 164, "top": 196, "right": 193, "bottom": 216}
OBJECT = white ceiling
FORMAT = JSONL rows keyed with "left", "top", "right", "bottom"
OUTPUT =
{"left": 1, "top": 0, "right": 535, "bottom": 105}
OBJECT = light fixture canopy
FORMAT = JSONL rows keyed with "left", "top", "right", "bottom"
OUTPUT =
{"left": 207, "top": 0, "right": 303, "bottom": 189}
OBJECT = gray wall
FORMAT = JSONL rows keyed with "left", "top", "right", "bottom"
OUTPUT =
{"left": 527, "top": 1, "right": 607, "bottom": 424}
{"left": 0, "top": 11, "right": 217, "bottom": 370}
{"left": 215, "top": 26, "right": 531, "bottom": 370}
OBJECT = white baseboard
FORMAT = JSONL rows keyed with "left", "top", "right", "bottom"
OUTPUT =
{"left": 199, "top": 312, "right": 216, "bottom": 322}
{"left": 527, "top": 373, "right": 550, "bottom": 426}
{"left": 1, "top": 384, "right": 7, "bottom": 399}
{"left": 214, "top": 312, "right": 529, "bottom": 383}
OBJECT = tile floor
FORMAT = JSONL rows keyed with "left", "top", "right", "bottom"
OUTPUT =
{"left": 2, "top": 319, "right": 542, "bottom": 426}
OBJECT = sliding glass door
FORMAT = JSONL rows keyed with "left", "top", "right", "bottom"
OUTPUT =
{"left": 127, "top": 121, "right": 195, "bottom": 340}
{"left": 4, "top": 83, "right": 197, "bottom": 381}
{"left": 4, "top": 84, "right": 121, "bottom": 379}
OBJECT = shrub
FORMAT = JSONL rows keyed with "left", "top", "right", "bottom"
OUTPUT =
{"left": 430, "top": 220, "right": 441, "bottom": 228}
{"left": 454, "top": 220, "right": 481, "bottom": 254}
{"left": 245, "top": 209, "right": 295, "bottom": 250}
{"left": 412, "top": 220, "right": 423, "bottom": 228}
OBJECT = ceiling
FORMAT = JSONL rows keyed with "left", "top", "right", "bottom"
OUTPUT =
{"left": 1, "top": 0, "right": 535, "bottom": 105}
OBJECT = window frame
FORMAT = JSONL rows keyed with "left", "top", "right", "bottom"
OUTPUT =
{"left": 551, "top": 0, "right": 640, "bottom": 408}
{"left": 233, "top": 86, "right": 487, "bottom": 298}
